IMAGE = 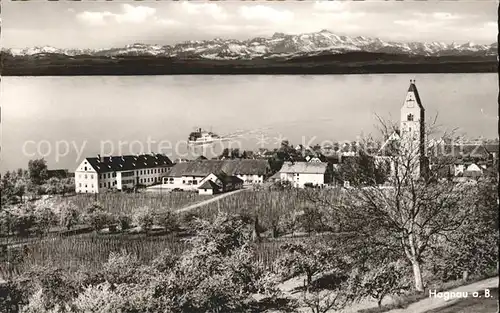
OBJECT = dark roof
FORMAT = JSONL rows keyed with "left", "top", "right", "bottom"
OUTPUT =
{"left": 167, "top": 159, "right": 269, "bottom": 177}
{"left": 407, "top": 81, "right": 424, "bottom": 110}
{"left": 47, "top": 169, "right": 69, "bottom": 179}
{"left": 218, "top": 174, "right": 243, "bottom": 185}
{"left": 86, "top": 154, "right": 173, "bottom": 174}
{"left": 198, "top": 180, "right": 221, "bottom": 190}
{"left": 483, "top": 144, "right": 499, "bottom": 154}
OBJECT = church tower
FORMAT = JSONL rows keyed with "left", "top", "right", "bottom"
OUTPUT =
{"left": 400, "top": 80, "right": 426, "bottom": 177}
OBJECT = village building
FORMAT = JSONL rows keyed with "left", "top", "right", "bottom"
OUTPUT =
{"left": 47, "top": 169, "right": 71, "bottom": 179}
{"left": 429, "top": 143, "right": 495, "bottom": 179}
{"left": 278, "top": 161, "right": 332, "bottom": 188}
{"left": 376, "top": 80, "right": 428, "bottom": 179}
{"left": 74, "top": 154, "right": 172, "bottom": 193}
{"left": 197, "top": 172, "right": 244, "bottom": 195}
{"left": 162, "top": 159, "right": 270, "bottom": 190}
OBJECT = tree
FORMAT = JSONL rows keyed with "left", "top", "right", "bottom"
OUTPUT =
{"left": 154, "top": 211, "right": 179, "bottom": 233}
{"left": 230, "top": 148, "right": 240, "bottom": 159}
{"left": 301, "top": 288, "right": 352, "bottom": 313}
{"left": 59, "top": 202, "right": 80, "bottom": 231}
{"left": 296, "top": 206, "right": 327, "bottom": 235}
{"left": 27, "top": 159, "right": 48, "bottom": 186}
{"left": 221, "top": 148, "right": 230, "bottom": 159}
{"left": 356, "top": 260, "right": 412, "bottom": 307}
{"left": 305, "top": 117, "right": 474, "bottom": 292}
{"left": 133, "top": 206, "right": 154, "bottom": 232}
{"left": 1, "top": 171, "right": 19, "bottom": 205}
{"left": 333, "top": 150, "right": 388, "bottom": 187}
{"left": 117, "top": 214, "right": 132, "bottom": 231}
{"left": 430, "top": 177, "right": 499, "bottom": 281}
{"left": 149, "top": 213, "right": 278, "bottom": 313}
{"left": 61, "top": 177, "right": 75, "bottom": 196}
{"left": 274, "top": 239, "right": 343, "bottom": 287}
{"left": 33, "top": 205, "right": 57, "bottom": 236}
{"left": 5, "top": 203, "right": 37, "bottom": 237}
{"left": 43, "top": 177, "right": 63, "bottom": 195}
{"left": 84, "top": 202, "right": 114, "bottom": 232}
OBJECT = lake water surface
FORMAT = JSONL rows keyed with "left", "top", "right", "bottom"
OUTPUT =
{"left": 1, "top": 74, "right": 497, "bottom": 171}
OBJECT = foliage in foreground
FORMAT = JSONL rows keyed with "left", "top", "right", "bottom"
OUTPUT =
{"left": 8, "top": 213, "right": 279, "bottom": 313}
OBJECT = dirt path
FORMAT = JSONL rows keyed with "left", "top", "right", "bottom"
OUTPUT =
{"left": 272, "top": 276, "right": 498, "bottom": 313}
{"left": 386, "top": 276, "right": 498, "bottom": 313}
{"left": 174, "top": 188, "right": 246, "bottom": 214}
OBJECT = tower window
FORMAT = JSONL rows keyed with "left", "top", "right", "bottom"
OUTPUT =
{"left": 407, "top": 113, "right": 414, "bottom": 121}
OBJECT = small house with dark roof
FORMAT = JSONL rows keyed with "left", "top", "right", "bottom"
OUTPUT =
{"left": 74, "top": 153, "right": 172, "bottom": 193}
{"left": 198, "top": 180, "right": 222, "bottom": 195}
{"left": 163, "top": 159, "right": 270, "bottom": 189}
{"left": 197, "top": 171, "right": 244, "bottom": 195}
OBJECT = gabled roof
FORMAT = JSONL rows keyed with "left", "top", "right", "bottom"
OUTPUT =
{"left": 483, "top": 144, "right": 499, "bottom": 154}
{"left": 86, "top": 154, "right": 172, "bottom": 174}
{"left": 279, "top": 161, "right": 328, "bottom": 174}
{"left": 198, "top": 180, "right": 221, "bottom": 190}
{"left": 214, "top": 172, "right": 244, "bottom": 185}
{"left": 407, "top": 81, "right": 424, "bottom": 110}
{"left": 167, "top": 159, "right": 269, "bottom": 177}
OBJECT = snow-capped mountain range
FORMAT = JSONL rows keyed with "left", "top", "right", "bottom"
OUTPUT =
{"left": 4, "top": 30, "right": 497, "bottom": 60}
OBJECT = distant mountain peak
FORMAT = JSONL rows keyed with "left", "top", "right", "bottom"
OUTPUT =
{"left": 3, "top": 30, "right": 495, "bottom": 60}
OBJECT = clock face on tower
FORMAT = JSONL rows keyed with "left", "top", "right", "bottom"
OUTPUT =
{"left": 407, "top": 99, "right": 414, "bottom": 108}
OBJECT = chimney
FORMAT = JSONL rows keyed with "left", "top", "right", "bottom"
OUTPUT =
{"left": 98, "top": 154, "right": 102, "bottom": 163}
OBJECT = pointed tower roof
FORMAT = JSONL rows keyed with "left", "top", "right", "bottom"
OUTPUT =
{"left": 406, "top": 79, "right": 424, "bottom": 110}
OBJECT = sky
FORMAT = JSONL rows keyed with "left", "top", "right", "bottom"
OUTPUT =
{"left": 1, "top": 1, "right": 497, "bottom": 49}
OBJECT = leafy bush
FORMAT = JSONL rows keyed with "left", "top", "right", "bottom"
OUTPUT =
{"left": 132, "top": 206, "right": 154, "bottom": 231}
{"left": 1, "top": 204, "right": 36, "bottom": 237}
{"left": 155, "top": 211, "right": 179, "bottom": 233}
{"left": 83, "top": 202, "right": 115, "bottom": 231}
{"left": 58, "top": 202, "right": 80, "bottom": 231}
{"left": 33, "top": 206, "right": 57, "bottom": 236}
{"left": 117, "top": 214, "right": 132, "bottom": 231}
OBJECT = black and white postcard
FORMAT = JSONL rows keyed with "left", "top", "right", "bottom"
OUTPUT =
{"left": 1, "top": 1, "right": 498, "bottom": 313}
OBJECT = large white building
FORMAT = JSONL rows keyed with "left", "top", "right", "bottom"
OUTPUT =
{"left": 74, "top": 154, "right": 172, "bottom": 193}
{"left": 162, "top": 159, "right": 270, "bottom": 191}
{"left": 278, "top": 161, "right": 331, "bottom": 188}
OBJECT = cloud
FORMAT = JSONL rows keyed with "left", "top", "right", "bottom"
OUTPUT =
{"left": 312, "top": 1, "right": 364, "bottom": 20}
{"left": 413, "top": 11, "right": 464, "bottom": 21}
{"left": 76, "top": 11, "right": 115, "bottom": 26}
{"left": 115, "top": 4, "right": 156, "bottom": 24}
{"left": 180, "top": 2, "right": 228, "bottom": 21}
{"left": 238, "top": 5, "right": 294, "bottom": 23}
{"left": 313, "top": 1, "right": 349, "bottom": 12}
{"left": 76, "top": 4, "right": 158, "bottom": 26}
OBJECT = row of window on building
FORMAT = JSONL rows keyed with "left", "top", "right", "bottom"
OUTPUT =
{"left": 99, "top": 181, "right": 116, "bottom": 188}
{"left": 79, "top": 174, "right": 96, "bottom": 180}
